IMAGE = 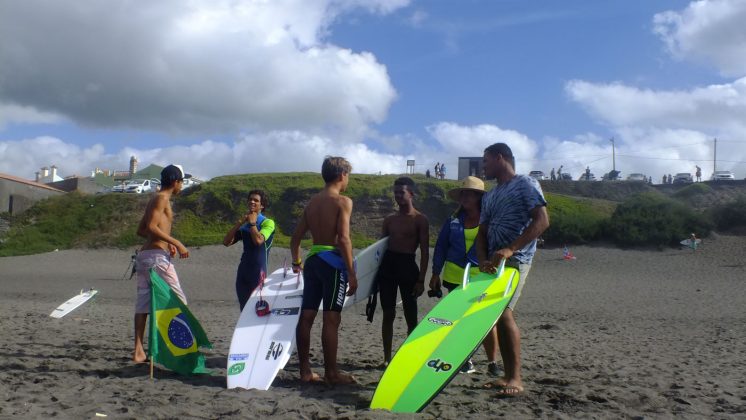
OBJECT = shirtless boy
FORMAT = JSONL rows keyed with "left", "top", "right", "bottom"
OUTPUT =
{"left": 378, "top": 177, "right": 429, "bottom": 365}
{"left": 290, "top": 156, "right": 358, "bottom": 385}
{"left": 132, "top": 164, "right": 190, "bottom": 363}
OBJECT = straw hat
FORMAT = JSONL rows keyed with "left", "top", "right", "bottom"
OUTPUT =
{"left": 447, "top": 176, "right": 486, "bottom": 201}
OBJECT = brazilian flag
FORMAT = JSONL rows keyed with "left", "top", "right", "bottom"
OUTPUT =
{"left": 149, "top": 269, "right": 212, "bottom": 375}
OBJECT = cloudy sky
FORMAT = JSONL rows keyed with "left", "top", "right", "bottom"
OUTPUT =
{"left": 2, "top": 0, "right": 746, "bottom": 181}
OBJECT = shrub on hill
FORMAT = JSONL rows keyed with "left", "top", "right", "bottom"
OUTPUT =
{"left": 542, "top": 194, "right": 614, "bottom": 244}
{"left": 604, "top": 192, "right": 712, "bottom": 246}
{"left": 708, "top": 195, "right": 746, "bottom": 231}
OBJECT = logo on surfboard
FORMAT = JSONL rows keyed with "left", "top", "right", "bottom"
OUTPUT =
{"left": 426, "top": 359, "right": 452, "bottom": 373}
{"left": 271, "top": 307, "right": 300, "bottom": 316}
{"left": 265, "top": 341, "right": 284, "bottom": 360}
{"left": 227, "top": 362, "right": 245, "bottom": 375}
{"left": 427, "top": 317, "right": 453, "bottom": 326}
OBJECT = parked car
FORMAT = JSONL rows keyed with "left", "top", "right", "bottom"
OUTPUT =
{"left": 626, "top": 173, "right": 646, "bottom": 182}
{"left": 711, "top": 170, "right": 735, "bottom": 181}
{"left": 673, "top": 173, "right": 693, "bottom": 184}
{"left": 579, "top": 173, "right": 597, "bottom": 181}
{"left": 111, "top": 180, "right": 135, "bottom": 193}
{"left": 528, "top": 171, "right": 546, "bottom": 181}
{"left": 125, "top": 179, "right": 154, "bottom": 193}
{"left": 559, "top": 173, "right": 573, "bottom": 181}
{"left": 182, "top": 177, "right": 201, "bottom": 190}
{"left": 602, "top": 170, "right": 622, "bottom": 181}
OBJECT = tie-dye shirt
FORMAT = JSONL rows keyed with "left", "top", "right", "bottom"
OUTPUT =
{"left": 480, "top": 174, "right": 547, "bottom": 265}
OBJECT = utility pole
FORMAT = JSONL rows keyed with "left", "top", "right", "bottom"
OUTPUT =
{"left": 609, "top": 137, "right": 616, "bottom": 171}
{"left": 713, "top": 138, "right": 717, "bottom": 173}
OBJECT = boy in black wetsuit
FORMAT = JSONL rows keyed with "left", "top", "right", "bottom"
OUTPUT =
{"left": 377, "top": 177, "right": 429, "bottom": 366}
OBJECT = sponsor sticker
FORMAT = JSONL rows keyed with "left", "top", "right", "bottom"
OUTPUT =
{"left": 265, "top": 341, "right": 284, "bottom": 360}
{"left": 427, "top": 358, "right": 452, "bottom": 373}
{"left": 228, "top": 353, "right": 249, "bottom": 361}
{"left": 271, "top": 307, "right": 300, "bottom": 316}
{"left": 227, "top": 362, "right": 245, "bottom": 375}
{"left": 427, "top": 317, "right": 453, "bottom": 326}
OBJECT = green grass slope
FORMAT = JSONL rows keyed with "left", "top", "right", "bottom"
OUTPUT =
{"left": 3, "top": 172, "right": 734, "bottom": 256}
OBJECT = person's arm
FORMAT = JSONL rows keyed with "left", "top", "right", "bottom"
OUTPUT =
{"left": 290, "top": 210, "right": 309, "bottom": 273}
{"left": 490, "top": 205, "right": 550, "bottom": 264}
{"left": 431, "top": 219, "right": 450, "bottom": 276}
{"left": 253, "top": 218, "right": 274, "bottom": 246}
{"left": 476, "top": 222, "right": 494, "bottom": 273}
{"left": 413, "top": 214, "right": 429, "bottom": 297}
{"left": 336, "top": 197, "right": 357, "bottom": 296}
{"left": 222, "top": 216, "right": 245, "bottom": 247}
{"left": 245, "top": 215, "right": 270, "bottom": 246}
{"left": 145, "top": 195, "right": 188, "bottom": 257}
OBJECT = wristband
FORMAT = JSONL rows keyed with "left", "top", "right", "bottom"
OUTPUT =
{"left": 292, "top": 260, "right": 302, "bottom": 267}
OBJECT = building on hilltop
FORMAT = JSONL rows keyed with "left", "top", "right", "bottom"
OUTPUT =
{"left": 35, "top": 165, "right": 64, "bottom": 184}
{"left": 457, "top": 157, "right": 484, "bottom": 180}
{"left": 0, "top": 172, "right": 65, "bottom": 215}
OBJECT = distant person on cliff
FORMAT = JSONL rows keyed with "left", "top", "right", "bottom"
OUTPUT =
{"left": 132, "top": 164, "right": 190, "bottom": 363}
{"left": 376, "top": 176, "right": 430, "bottom": 366}
{"left": 550, "top": 168, "right": 556, "bottom": 181}
{"left": 222, "top": 189, "right": 275, "bottom": 311}
{"left": 696, "top": 165, "right": 702, "bottom": 182}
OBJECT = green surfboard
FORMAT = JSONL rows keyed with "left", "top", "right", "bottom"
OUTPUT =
{"left": 370, "top": 261, "right": 519, "bottom": 413}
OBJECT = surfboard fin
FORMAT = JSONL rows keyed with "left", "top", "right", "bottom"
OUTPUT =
{"left": 366, "top": 293, "right": 377, "bottom": 323}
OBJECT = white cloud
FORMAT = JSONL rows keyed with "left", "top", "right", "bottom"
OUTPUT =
{"left": 427, "top": 122, "right": 539, "bottom": 173}
{"left": 0, "top": 0, "right": 404, "bottom": 137}
{"left": 0, "top": 103, "right": 65, "bottom": 129}
{"left": 654, "top": 0, "right": 746, "bottom": 77}
{"left": 0, "top": 133, "right": 414, "bottom": 181}
{"left": 565, "top": 78, "right": 746, "bottom": 133}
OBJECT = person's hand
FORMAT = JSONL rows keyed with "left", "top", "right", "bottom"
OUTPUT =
{"left": 491, "top": 248, "right": 514, "bottom": 266}
{"left": 429, "top": 274, "right": 441, "bottom": 292}
{"left": 168, "top": 243, "right": 177, "bottom": 257}
{"left": 479, "top": 259, "right": 496, "bottom": 274}
{"left": 346, "top": 272, "right": 358, "bottom": 296}
{"left": 413, "top": 282, "right": 425, "bottom": 297}
{"left": 247, "top": 212, "right": 258, "bottom": 225}
{"left": 292, "top": 262, "right": 302, "bottom": 274}
{"left": 176, "top": 243, "right": 189, "bottom": 259}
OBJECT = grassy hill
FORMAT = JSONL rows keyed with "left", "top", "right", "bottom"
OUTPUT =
{"left": 1, "top": 173, "right": 743, "bottom": 256}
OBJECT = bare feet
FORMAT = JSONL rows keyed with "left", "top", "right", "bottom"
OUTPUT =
{"left": 324, "top": 371, "right": 357, "bottom": 385}
{"left": 482, "top": 377, "right": 508, "bottom": 389}
{"left": 300, "top": 372, "right": 324, "bottom": 384}
{"left": 133, "top": 350, "right": 148, "bottom": 364}
{"left": 494, "top": 384, "right": 524, "bottom": 398}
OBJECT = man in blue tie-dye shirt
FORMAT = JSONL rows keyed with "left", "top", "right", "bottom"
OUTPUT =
{"left": 476, "top": 142, "right": 550, "bottom": 397}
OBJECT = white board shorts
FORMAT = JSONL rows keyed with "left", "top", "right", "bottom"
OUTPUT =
{"left": 506, "top": 258, "right": 531, "bottom": 311}
{"left": 135, "top": 249, "right": 187, "bottom": 314}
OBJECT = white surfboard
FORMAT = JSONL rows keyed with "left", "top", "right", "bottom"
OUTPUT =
{"left": 50, "top": 289, "right": 98, "bottom": 318}
{"left": 680, "top": 238, "right": 702, "bottom": 248}
{"left": 227, "top": 267, "right": 304, "bottom": 390}
{"left": 343, "top": 236, "right": 389, "bottom": 309}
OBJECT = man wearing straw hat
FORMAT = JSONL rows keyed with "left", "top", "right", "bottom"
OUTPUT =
{"left": 476, "top": 143, "right": 549, "bottom": 397}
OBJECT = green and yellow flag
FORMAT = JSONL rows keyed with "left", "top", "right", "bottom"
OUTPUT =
{"left": 149, "top": 269, "right": 211, "bottom": 375}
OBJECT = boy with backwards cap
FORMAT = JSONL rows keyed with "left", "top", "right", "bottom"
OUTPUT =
{"left": 132, "top": 164, "right": 190, "bottom": 363}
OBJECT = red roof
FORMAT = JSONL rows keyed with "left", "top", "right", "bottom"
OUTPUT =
{"left": 0, "top": 172, "right": 66, "bottom": 192}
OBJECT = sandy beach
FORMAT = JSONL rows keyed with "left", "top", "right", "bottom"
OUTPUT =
{"left": 1, "top": 236, "right": 745, "bottom": 419}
